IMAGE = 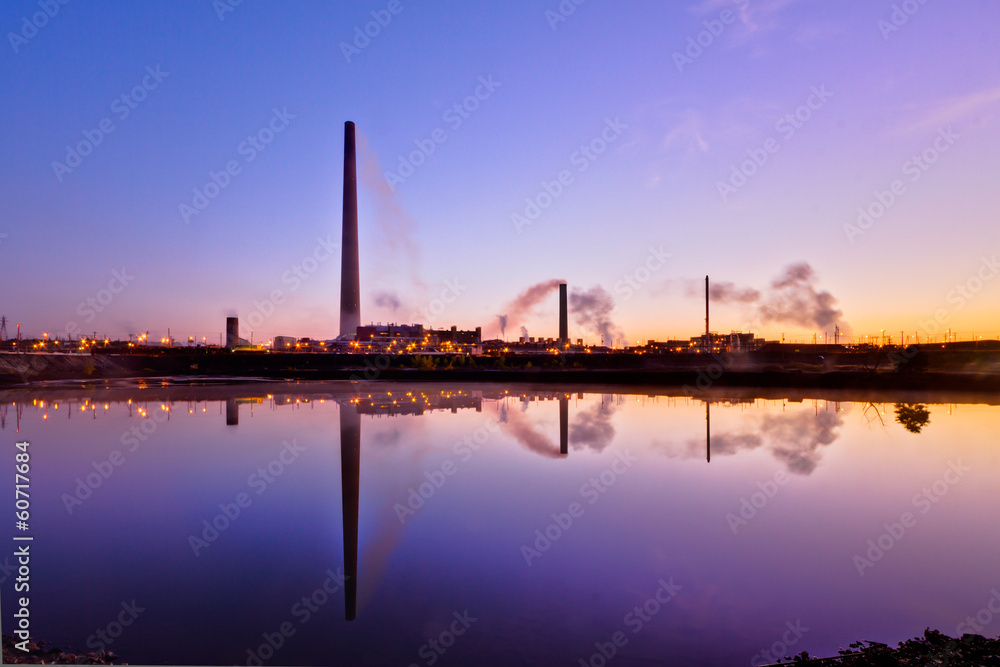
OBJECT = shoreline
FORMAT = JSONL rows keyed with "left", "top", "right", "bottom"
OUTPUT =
{"left": 3, "top": 350, "right": 1000, "bottom": 392}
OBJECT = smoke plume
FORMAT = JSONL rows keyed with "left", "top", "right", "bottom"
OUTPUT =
{"left": 373, "top": 291, "right": 401, "bottom": 313}
{"left": 570, "top": 286, "right": 624, "bottom": 346}
{"left": 685, "top": 262, "right": 849, "bottom": 334}
{"left": 520, "top": 326, "right": 528, "bottom": 340}
{"left": 685, "top": 281, "right": 761, "bottom": 304}
{"left": 759, "top": 263, "right": 846, "bottom": 332}
{"left": 356, "top": 131, "right": 426, "bottom": 291}
{"left": 491, "top": 279, "right": 564, "bottom": 337}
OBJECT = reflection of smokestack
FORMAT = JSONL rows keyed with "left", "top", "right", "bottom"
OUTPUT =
{"left": 706, "top": 401, "right": 710, "bottom": 463}
{"left": 559, "top": 283, "right": 568, "bottom": 343}
{"left": 559, "top": 395, "right": 568, "bottom": 455}
{"left": 226, "top": 317, "right": 238, "bottom": 349}
{"left": 340, "top": 122, "right": 361, "bottom": 337}
{"left": 226, "top": 397, "right": 238, "bottom": 426}
{"left": 339, "top": 406, "right": 361, "bottom": 621}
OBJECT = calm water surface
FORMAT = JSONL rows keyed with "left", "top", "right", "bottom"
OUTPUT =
{"left": 1, "top": 381, "right": 998, "bottom": 666}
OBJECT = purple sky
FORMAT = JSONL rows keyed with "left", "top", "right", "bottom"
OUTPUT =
{"left": 2, "top": 0, "right": 999, "bottom": 345}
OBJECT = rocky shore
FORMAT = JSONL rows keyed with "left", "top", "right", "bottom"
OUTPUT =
{"left": 1, "top": 635, "right": 124, "bottom": 665}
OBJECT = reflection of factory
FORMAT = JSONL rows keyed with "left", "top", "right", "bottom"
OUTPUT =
{"left": 352, "top": 390, "right": 482, "bottom": 416}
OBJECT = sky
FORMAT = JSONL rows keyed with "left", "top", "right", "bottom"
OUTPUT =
{"left": 2, "top": 0, "right": 999, "bottom": 346}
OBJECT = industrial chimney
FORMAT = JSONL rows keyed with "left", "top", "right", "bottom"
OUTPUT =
{"left": 559, "top": 282, "right": 568, "bottom": 343}
{"left": 340, "top": 121, "right": 361, "bottom": 338}
{"left": 226, "top": 317, "right": 239, "bottom": 349}
{"left": 704, "top": 275, "right": 710, "bottom": 351}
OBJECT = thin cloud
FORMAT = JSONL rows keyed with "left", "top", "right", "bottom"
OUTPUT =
{"left": 900, "top": 85, "right": 1000, "bottom": 134}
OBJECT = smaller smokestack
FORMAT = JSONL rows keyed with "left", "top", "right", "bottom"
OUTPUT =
{"left": 705, "top": 276, "right": 710, "bottom": 351}
{"left": 559, "top": 283, "right": 568, "bottom": 343}
{"left": 226, "top": 317, "right": 239, "bottom": 349}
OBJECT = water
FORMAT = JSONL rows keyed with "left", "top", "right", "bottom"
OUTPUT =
{"left": 1, "top": 381, "right": 998, "bottom": 666}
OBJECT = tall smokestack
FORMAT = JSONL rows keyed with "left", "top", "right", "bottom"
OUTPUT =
{"left": 559, "top": 283, "right": 568, "bottom": 343}
{"left": 226, "top": 317, "right": 238, "bottom": 349}
{"left": 340, "top": 121, "right": 361, "bottom": 338}
{"left": 705, "top": 275, "right": 710, "bottom": 350}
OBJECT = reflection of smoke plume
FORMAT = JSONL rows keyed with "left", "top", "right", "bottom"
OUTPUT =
{"left": 358, "top": 497, "right": 405, "bottom": 612}
{"left": 373, "top": 291, "right": 401, "bottom": 313}
{"left": 356, "top": 131, "right": 425, "bottom": 289}
{"left": 708, "top": 432, "right": 763, "bottom": 456}
{"left": 372, "top": 426, "right": 402, "bottom": 448}
{"left": 501, "top": 407, "right": 561, "bottom": 459}
{"left": 685, "top": 281, "right": 760, "bottom": 304}
{"left": 683, "top": 263, "right": 849, "bottom": 333}
{"left": 498, "top": 315, "right": 508, "bottom": 337}
{"left": 520, "top": 326, "right": 528, "bottom": 340}
{"left": 570, "top": 286, "right": 623, "bottom": 345}
{"left": 662, "top": 404, "right": 845, "bottom": 475}
{"left": 492, "top": 280, "right": 564, "bottom": 337}
{"left": 570, "top": 400, "right": 616, "bottom": 452}
{"left": 759, "top": 409, "right": 842, "bottom": 475}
